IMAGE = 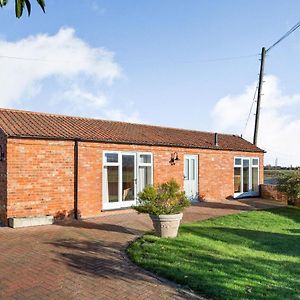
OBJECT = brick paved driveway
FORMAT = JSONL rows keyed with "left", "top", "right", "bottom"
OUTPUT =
{"left": 0, "top": 199, "right": 284, "bottom": 300}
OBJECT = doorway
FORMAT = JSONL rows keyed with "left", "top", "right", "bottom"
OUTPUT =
{"left": 184, "top": 155, "right": 199, "bottom": 202}
{"left": 103, "top": 151, "right": 153, "bottom": 210}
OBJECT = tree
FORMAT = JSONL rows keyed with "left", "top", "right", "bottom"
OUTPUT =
{"left": 277, "top": 170, "right": 300, "bottom": 205}
{"left": 0, "top": 0, "right": 45, "bottom": 18}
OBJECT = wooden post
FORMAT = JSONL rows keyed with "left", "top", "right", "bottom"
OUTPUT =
{"left": 253, "top": 47, "right": 266, "bottom": 145}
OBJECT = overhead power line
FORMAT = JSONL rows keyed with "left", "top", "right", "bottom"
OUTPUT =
{"left": 0, "top": 55, "right": 75, "bottom": 63}
{"left": 245, "top": 19, "right": 300, "bottom": 144}
{"left": 266, "top": 20, "right": 300, "bottom": 52}
{"left": 167, "top": 53, "right": 259, "bottom": 64}
{"left": 241, "top": 83, "right": 259, "bottom": 137}
{"left": 0, "top": 53, "right": 259, "bottom": 65}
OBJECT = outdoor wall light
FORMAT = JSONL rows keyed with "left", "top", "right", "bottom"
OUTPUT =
{"left": 169, "top": 152, "right": 179, "bottom": 165}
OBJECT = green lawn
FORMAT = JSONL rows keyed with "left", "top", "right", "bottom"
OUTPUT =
{"left": 127, "top": 207, "right": 300, "bottom": 300}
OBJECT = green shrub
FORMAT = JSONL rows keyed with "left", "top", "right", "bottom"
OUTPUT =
{"left": 277, "top": 170, "right": 300, "bottom": 205}
{"left": 133, "top": 180, "right": 190, "bottom": 215}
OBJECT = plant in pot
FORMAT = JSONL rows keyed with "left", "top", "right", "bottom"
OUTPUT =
{"left": 133, "top": 180, "right": 190, "bottom": 238}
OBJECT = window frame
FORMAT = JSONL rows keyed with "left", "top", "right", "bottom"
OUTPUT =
{"left": 251, "top": 158, "right": 260, "bottom": 194}
{"left": 137, "top": 152, "right": 154, "bottom": 194}
{"left": 104, "top": 151, "right": 119, "bottom": 166}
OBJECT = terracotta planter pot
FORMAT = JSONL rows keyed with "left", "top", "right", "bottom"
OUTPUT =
{"left": 149, "top": 213, "right": 183, "bottom": 238}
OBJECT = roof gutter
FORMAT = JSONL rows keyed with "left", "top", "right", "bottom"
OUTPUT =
{"left": 6, "top": 134, "right": 266, "bottom": 153}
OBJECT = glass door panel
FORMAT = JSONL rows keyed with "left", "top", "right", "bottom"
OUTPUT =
{"left": 234, "top": 167, "right": 242, "bottom": 193}
{"left": 190, "top": 158, "right": 196, "bottom": 180}
{"left": 122, "top": 154, "right": 135, "bottom": 201}
{"left": 106, "top": 166, "right": 119, "bottom": 203}
{"left": 252, "top": 167, "right": 259, "bottom": 192}
{"left": 243, "top": 159, "right": 250, "bottom": 192}
{"left": 184, "top": 158, "right": 189, "bottom": 180}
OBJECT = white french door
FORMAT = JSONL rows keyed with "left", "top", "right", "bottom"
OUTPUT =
{"left": 234, "top": 157, "right": 260, "bottom": 198}
{"left": 184, "top": 155, "right": 199, "bottom": 202}
{"left": 103, "top": 151, "right": 153, "bottom": 210}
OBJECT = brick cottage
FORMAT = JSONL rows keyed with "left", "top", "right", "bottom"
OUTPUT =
{"left": 0, "top": 108, "right": 264, "bottom": 226}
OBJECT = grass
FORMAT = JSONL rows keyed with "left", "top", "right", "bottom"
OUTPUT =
{"left": 127, "top": 207, "right": 300, "bottom": 300}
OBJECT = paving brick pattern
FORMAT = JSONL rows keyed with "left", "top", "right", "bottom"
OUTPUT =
{"left": 0, "top": 199, "right": 284, "bottom": 300}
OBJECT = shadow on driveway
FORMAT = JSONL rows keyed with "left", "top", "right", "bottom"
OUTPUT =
{"left": 48, "top": 239, "right": 147, "bottom": 282}
{"left": 55, "top": 219, "right": 145, "bottom": 236}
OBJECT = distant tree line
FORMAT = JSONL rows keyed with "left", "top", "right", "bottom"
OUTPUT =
{"left": 264, "top": 165, "right": 300, "bottom": 171}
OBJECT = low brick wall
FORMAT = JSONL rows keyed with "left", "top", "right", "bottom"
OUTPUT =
{"left": 261, "top": 184, "right": 288, "bottom": 204}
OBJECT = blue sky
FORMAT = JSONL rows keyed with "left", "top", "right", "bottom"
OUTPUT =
{"left": 1, "top": 1, "right": 300, "bottom": 165}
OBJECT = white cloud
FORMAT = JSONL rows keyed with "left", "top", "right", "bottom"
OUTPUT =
{"left": 0, "top": 27, "right": 140, "bottom": 122}
{"left": 0, "top": 27, "right": 121, "bottom": 104}
{"left": 212, "top": 75, "right": 300, "bottom": 166}
{"left": 63, "top": 86, "right": 107, "bottom": 108}
{"left": 90, "top": 1, "right": 106, "bottom": 14}
{"left": 102, "top": 109, "right": 141, "bottom": 123}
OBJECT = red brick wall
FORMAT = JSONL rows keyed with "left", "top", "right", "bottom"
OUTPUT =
{"left": 76, "top": 142, "right": 264, "bottom": 213}
{"left": 198, "top": 150, "right": 264, "bottom": 200}
{"left": 5, "top": 138, "right": 264, "bottom": 222}
{"left": 6, "top": 139, "right": 75, "bottom": 221}
{"left": 77, "top": 143, "right": 102, "bottom": 218}
{"left": 261, "top": 184, "right": 288, "bottom": 204}
{"left": 0, "top": 133, "right": 7, "bottom": 225}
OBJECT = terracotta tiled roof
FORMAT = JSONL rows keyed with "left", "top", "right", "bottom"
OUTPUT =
{"left": 0, "top": 108, "right": 264, "bottom": 153}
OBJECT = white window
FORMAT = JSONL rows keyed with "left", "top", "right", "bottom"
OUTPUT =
{"left": 137, "top": 153, "right": 153, "bottom": 193}
{"left": 105, "top": 153, "right": 118, "bottom": 163}
{"left": 251, "top": 158, "right": 259, "bottom": 193}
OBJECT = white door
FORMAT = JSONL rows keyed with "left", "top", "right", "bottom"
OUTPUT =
{"left": 184, "top": 155, "right": 199, "bottom": 202}
{"left": 103, "top": 152, "right": 137, "bottom": 210}
{"left": 234, "top": 157, "right": 260, "bottom": 198}
{"left": 103, "top": 152, "right": 153, "bottom": 210}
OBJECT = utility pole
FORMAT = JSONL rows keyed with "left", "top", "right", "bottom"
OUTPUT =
{"left": 253, "top": 47, "right": 266, "bottom": 145}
